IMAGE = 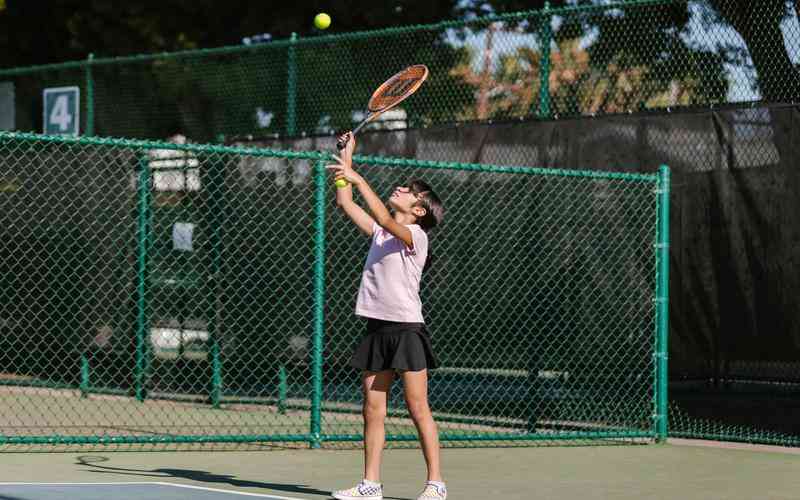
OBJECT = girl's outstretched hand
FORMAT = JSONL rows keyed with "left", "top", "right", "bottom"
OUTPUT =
{"left": 327, "top": 158, "right": 364, "bottom": 186}
{"left": 336, "top": 131, "right": 356, "bottom": 160}
{"left": 328, "top": 132, "right": 364, "bottom": 186}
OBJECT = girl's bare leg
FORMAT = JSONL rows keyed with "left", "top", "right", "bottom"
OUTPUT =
{"left": 400, "top": 369, "right": 442, "bottom": 482}
{"left": 362, "top": 369, "right": 395, "bottom": 482}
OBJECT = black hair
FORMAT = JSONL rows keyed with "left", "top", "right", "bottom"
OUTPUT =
{"left": 406, "top": 179, "right": 444, "bottom": 274}
{"left": 407, "top": 179, "right": 444, "bottom": 232}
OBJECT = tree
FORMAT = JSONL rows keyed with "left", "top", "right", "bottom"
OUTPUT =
{"left": 0, "top": 0, "right": 470, "bottom": 140}
{"left": 466, "top": 0, "right": 800, "bottom": 108}
{"left": 707, "top": 0, "right": 800, "bottom": 102}
{"left": 0, "top": 0, "right": 461, "bottom": 67}
{"left": 448, "top": 17, "right": 727, "bottom": 120}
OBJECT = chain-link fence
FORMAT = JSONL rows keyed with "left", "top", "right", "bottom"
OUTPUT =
{"left": 1, "top": 0, "right": 798, "bottom": 141}
{"left": 242, "top": 104, "right": 800, "bottom": 448}
{"left": 0, "top": 131, "right": 667, "bottom": 451}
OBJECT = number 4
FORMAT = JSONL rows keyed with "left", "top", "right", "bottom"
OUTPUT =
{"left": 50, "top": 95, "right": 73, "bottom": 131}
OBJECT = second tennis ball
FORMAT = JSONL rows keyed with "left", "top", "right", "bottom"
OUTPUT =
{"left": 335, "top": 179, "right": 348, "bottom": 188}
{"left": 314, "top": 13, "right": 331, "bottom": 30}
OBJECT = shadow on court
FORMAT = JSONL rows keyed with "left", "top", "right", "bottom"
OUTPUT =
{"left": 74, "top": 456, "right": 412, "bottom": 500}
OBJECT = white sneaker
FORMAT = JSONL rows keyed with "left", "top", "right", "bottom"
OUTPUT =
{"left": 417, "top": 482, "right": 447, "bottom": 500}
{"left": 331, "top": 480, "right": 383, "bottom": 500}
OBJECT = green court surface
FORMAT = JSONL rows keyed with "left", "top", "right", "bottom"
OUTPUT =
{"left": 0, "top": 441, "right": 798, "bottom": 500}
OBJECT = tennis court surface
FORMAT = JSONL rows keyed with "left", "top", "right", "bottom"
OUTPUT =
{"left": 0, "top": 441, "right": 798, "bottom": 500}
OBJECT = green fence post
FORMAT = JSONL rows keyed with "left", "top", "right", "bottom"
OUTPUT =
{"left": 538, "top": 2, "right": 552, "bottom": 119}
{"left": 207, "top": 146, "right": 225, "bottom": 409}
{"left": 135, "top": 153, "right": 152, "bottom": 402}
{"left": 654, "top": 164, "right": 671, "bottom": 442}
{"left": 79, "top": 354, "right": 90, "bottom": 398}
{"left": 286, "top": 32, "right": 298, "bottom": 137}
{"left": 278, "top": 365, "right": 288, "bottom": 415}
{"left": 85, "top": 53, "right": 94, "bottom": 136}
{"left": 309, "top": 160, "right": 326, "bottom": 449}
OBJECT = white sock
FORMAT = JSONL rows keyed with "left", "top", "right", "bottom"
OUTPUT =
{"left": 427, "top": 480, "right": 446, "bottom": 488}
{"left": 363, "top": 479, "right": 381, "bottom": 487}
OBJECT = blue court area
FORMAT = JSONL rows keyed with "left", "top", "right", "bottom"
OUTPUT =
{"left": 0, "top": 482, "right": 301, "bottom": 499}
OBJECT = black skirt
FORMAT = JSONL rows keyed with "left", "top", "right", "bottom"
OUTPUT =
{"left": 349, "top": 318, "right": 439, "bottom": 372}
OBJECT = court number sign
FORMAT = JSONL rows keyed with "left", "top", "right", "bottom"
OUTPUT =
{"left": 43, "top": 86, "right": 80, "bottom": 136}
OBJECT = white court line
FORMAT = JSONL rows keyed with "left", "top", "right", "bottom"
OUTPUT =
{"left": 0, "top": 481, "right": 305, "bottom": 499}
{"left": 154, "top": 482, "right": 305, "bottom": 499}
{"left": 0, "top": 482, "right": 155, "bottom": 485}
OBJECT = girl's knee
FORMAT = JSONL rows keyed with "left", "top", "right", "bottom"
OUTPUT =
{"left": 406, "top": 399, "right": 431, "bottom": 420}
{"left": 363, "top": 401, "right": 387, "bottom": 420}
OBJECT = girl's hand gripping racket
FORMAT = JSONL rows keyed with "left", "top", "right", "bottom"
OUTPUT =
{"left": 336, "top": 64, "right": 429, "bottom": 150}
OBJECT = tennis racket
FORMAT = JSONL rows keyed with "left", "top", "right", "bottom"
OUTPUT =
{"left": 337, "top": 64, "right": 429, "bottom": 150}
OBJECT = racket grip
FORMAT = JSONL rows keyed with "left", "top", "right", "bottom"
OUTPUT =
{"left": 336, "top": 118, "right": 370, "bottom": 150}
{"left": 336, "top": 129, "right": 355, "bottom": 151}
{"left": 351, "top": 119, "right": 369, "bottom": 136}
{"left": 336, "top": 133, "right": 349, "bottom": 151}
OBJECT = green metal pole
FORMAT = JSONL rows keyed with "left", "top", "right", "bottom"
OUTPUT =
{"left": 207, "top": 150, "right": 225, "bottom": 409}
{"left": 309, "top": 160, "right": 326, "bottom": 449}
{"left": 326, "top": 430, "right": 654, "bottom": 443}
{"left": 135, "top": 154, "right": 152, "bottom": 402}
{"left": 0, "top": 130, "right": 660, "bottom": 182}
{"left": 538, "top": 2, "right": 552, "bottom": 119}
{"left": 278, "top": 365, "right": 288, "bottom": 414}
{"left": 0, "top": 433, "right": 317, "bottom": 446}
{"left": 85, "top": 53, "right": 94, "bottom": 136}
{"left": 286, "top": 32, "right": 298, "bottom": 137}
{"left": 654, "top": 164, "right": 671, "bottom": 442}
{"left": 0, "top": 428, "right": 657, "bottom": 447}
{"left": 79, "top": 354, "right": 90, "bottom": 398}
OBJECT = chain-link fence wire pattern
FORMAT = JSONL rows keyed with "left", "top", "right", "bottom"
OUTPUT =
{"left": 0, "top": 132, "right": 664, "bottom": 451}
{"left": 0, "top": 133, "right": 321, "bottom": 449}
{"left": 320, "top": 161, "right": 661, "bottom": 443}
{"left": 1, "top": 0, "right": 799, "bottom": 141}
{"left": 242, "top": 102, "right": 800, "bottom": 447}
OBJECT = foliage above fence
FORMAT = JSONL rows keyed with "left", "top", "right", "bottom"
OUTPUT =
{"left": 0, "top": 0, "right": 798, "bottom": 141}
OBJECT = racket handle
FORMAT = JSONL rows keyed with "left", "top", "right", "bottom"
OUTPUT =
{"left": 336, "top": 116, "right": 371, "bottom": 150}
{"left": 352, "top": 119, "right": 369, "bottom": 136}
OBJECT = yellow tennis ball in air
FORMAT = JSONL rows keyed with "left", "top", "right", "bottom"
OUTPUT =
{"left": 314, "top": 13, "right": 331, "bottom": 30}
{"left": 335, "top": 179, "right": 348, "bottom": 188}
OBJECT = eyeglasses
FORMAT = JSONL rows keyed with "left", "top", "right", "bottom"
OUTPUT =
{"left": 403, "top": 184, "right": 429, "bottom": 196}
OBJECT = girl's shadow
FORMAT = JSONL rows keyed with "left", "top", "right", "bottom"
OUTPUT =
{"left": 75, "top": 456, "right": 412, "bottom": 500}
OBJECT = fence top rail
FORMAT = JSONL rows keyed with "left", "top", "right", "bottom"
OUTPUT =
{"left": 0, "top": 0, "right": 674, "bottom": 76}
{"left": 0, "top": 131, "right": 659, "bottom": 182}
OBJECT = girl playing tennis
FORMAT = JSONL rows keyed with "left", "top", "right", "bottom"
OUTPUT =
{"left": 328, "top": 132, "right": 447, "bottom": 500}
